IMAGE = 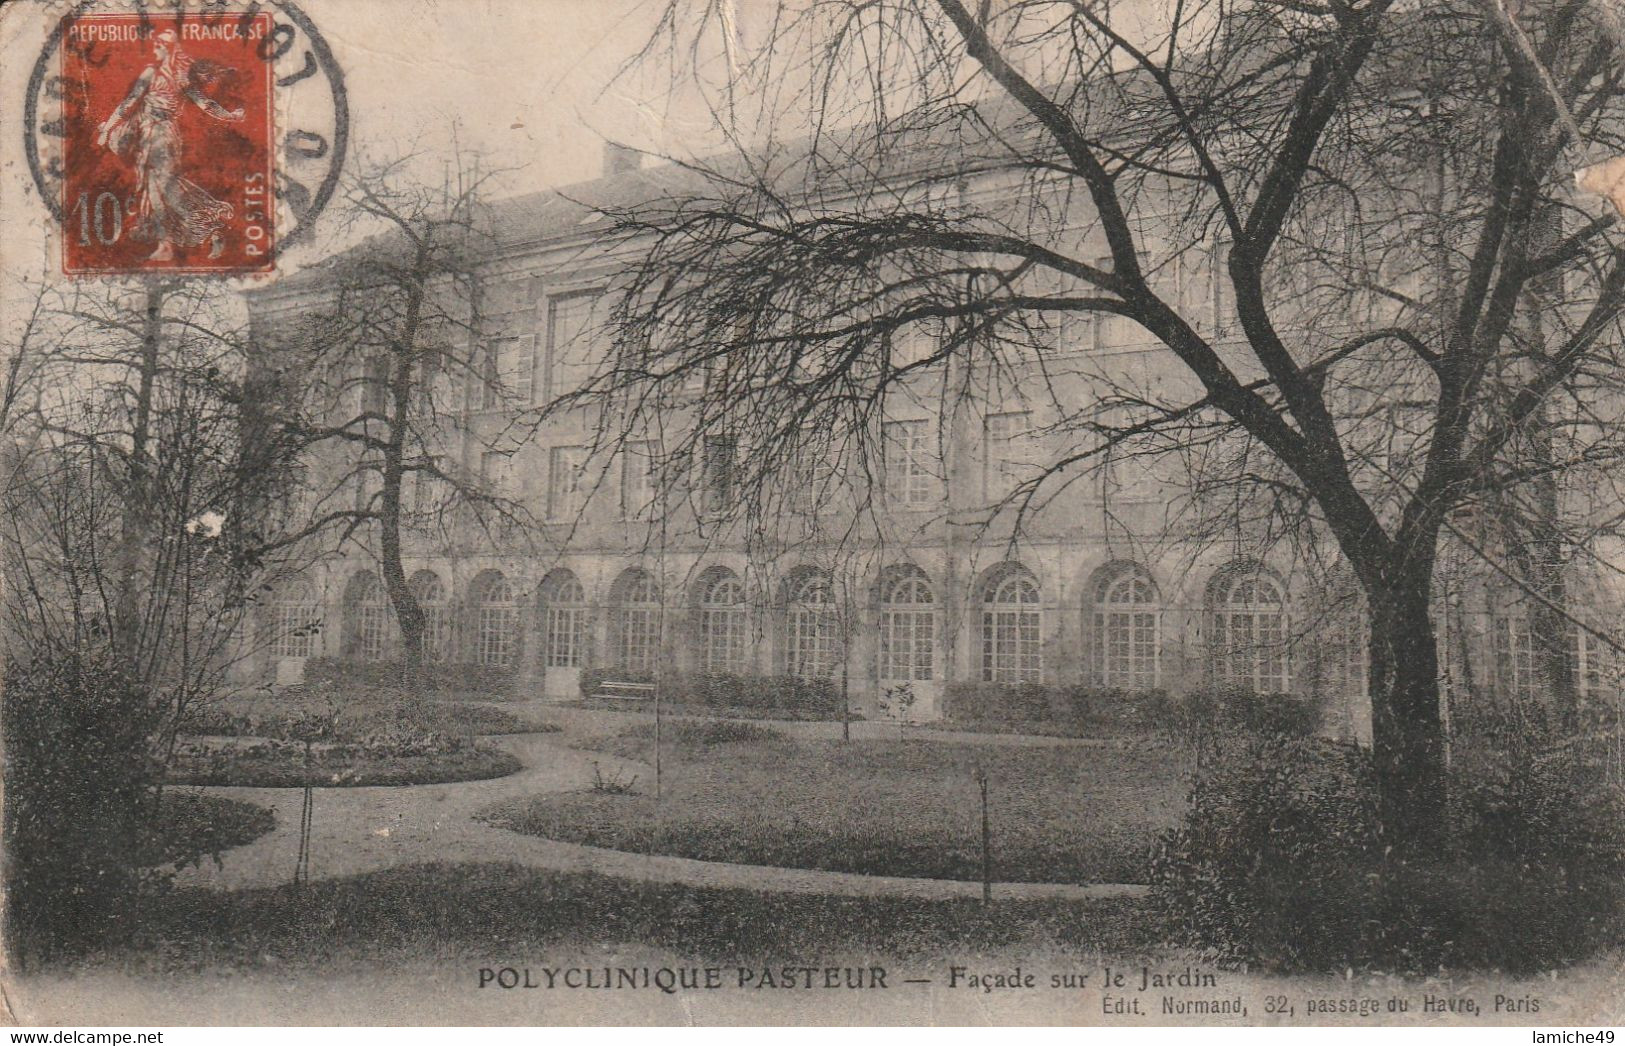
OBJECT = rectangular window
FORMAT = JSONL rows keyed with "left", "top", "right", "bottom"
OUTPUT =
{"left": 1093, "top": 252, "right": 1142, "bottom": 350}
{"left": 546, "top": 292, "right": 604, "bottom": 401}
{"left": 619, "top": 440, "right": 659, "bottom": 519}
{"left": 983, "top": 411, "right": 1032, "bottom": 502}
{"left": 480, "top": 450, "right": 506, "bottom": 494}
{"left": 351, "top": 467, "right": 374, "bottom": 513}
{"left": 1210, "top": 239, "right": 1234, "bottom": 333}
{"left": 1169, "top": 249, "right": 1209, "bottom": 321}
{"left": 1027, "top": 269, "right": 1081, "bottom": 354}
{"left": 478, "top": 334, "right": 533, "bottom": 405}
{"left": 361, "top": 355, "right": 389, "bottom": 416}
{"left": 789, "top": 453, "right": 836, "bottom": 515}
{"left": 892, "top": 321, "right": 940, "bottom": 368}
{"left": 547, "top": 445, "right": 586, "bottom": 521}
{"left": 407, "top": 465, "right": 430, "bottom": 518}
{"left": 702, "top": 435, "right": 737, "bottom": 516}
{"left": 467, "top": 341, "right": 503, "bottom": 411}
{"left": 883, "top": 419, "right": 939, "bottom": 508}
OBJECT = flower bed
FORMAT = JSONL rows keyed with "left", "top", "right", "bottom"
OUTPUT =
{"left": 167, "top": 734, "right": 522, "bottom": 788}
{"left": 181, "top": 684, "right": 548, "bottom": 740}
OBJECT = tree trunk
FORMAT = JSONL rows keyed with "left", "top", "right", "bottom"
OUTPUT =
{"left": 383, "top": 270, "right": 427, "bottom": 692}
{"left": 379, "top": 504, "right": 425, "bottom": 692}
{"left": 112, "top": 284, "right": 167, "bottom": 668}
{"left": 1366, "top": 570, "right": 1448, "bottom": 853}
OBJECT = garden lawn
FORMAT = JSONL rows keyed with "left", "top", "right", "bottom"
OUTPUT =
{"left": 94, "top": 861, "right": 1156, "bottom": 972}
{"left": 478, "top": 723, "right": 1190, "bottom": 884}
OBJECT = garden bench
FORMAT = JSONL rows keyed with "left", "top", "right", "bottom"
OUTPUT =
{"left": 596, "top": 680, "right": 656, "bottom": 702}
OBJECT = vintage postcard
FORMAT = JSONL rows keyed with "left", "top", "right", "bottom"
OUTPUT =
{"left": 1, "top": 0, "right": 1624, "bottom": 1031}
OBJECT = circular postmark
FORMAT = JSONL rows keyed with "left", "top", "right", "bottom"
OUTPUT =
{"left": 23, "top": 0, "right": 348, "bottom": 275}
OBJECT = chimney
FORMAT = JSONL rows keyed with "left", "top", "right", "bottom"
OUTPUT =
{"left": 603, "top": 142, "right": 643, "bottom": 176}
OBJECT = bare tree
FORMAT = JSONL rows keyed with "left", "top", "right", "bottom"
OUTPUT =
{"left": 263, "top": 151, "right": 541, "bottom": 688}
{"left": 574, "top": 0, "right": 1625, "bottom": 849}
{"left": 3, "top": 279, "right": 307, "bottom": 751}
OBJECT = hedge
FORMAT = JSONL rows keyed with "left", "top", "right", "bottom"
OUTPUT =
{"left": 578, "top": 667, "right": 843, "bottom": 717}
{"left": 942, "top": 681, "right": 1322, "bottom": 738}
{"left": 304, "top": 657, "right": 517, "bottom": 695}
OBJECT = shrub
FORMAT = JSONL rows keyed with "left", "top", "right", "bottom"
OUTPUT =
{"left": 1151, "top": 734, "right": 1625, "bottom": 973}
{"left": 142, "top": 793, "right": 277, "bottom": 870}
{"left": 3, "top": 651, "right": 165, "bottom": 960}
{"left": 941, "top": 681, "right": 1166, "bottom": 735}
{"left": 577, "top": 667, "right": 842, "bottom": 717}
{"left": 1150, "top": 736, "right": 1380, "bottom": 969}
{"left": 1136, "top": 686, "right": 1320, "bottom": 747}
{"left": 589, "top": 761, "right": 641, "bottom": 794}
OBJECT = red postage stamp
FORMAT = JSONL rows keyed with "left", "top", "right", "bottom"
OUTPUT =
{"left": 59, "top": 12, "right": 275, "bottom": 276}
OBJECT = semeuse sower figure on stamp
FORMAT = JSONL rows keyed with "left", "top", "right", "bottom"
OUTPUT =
{"left": 94, "top": 29, "right": 243, "bottom": 263}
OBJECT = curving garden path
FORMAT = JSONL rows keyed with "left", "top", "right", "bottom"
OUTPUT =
{"left": 173, "top": 725, "right": 1148, "bottom": 902}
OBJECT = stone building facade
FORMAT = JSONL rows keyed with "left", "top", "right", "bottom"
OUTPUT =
{"left": 246, "top": 150, "right": 1623, "bottom": 738}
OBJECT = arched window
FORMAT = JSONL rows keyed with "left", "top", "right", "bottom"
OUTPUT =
{"left": 1091, "top": 566, "right": 1159, "bottom": 690}
{"left": 345, "top": 572, "right": 390, "bottom": 662}
{"left": 982, "top": 568, "right": 1042, "bottom": 683}
{"left": 408, "top": 570, "right": 451, "bottom": 663}
{"left": 879, "top": 568, "right": 935, "bottom": 682}
{"left": 700, "top": 570, "right": 748, "bottom": 673}
{"left": 471, "top": 572, "right": 517, "bottom": 667}
{"left": 613, "top": 569, "right": 661, "bottom": 672}
{"left": 1211, "top": 569, "right": 1289, "bottom": 692}
{"left": 784, "top": 572, "right": 836, "bottom": 680}
{"left": 268, "top": 577, "right": 320, "bottom": 659}
{"left": 540, "top": 571, "right": 588, "bottom": 669}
